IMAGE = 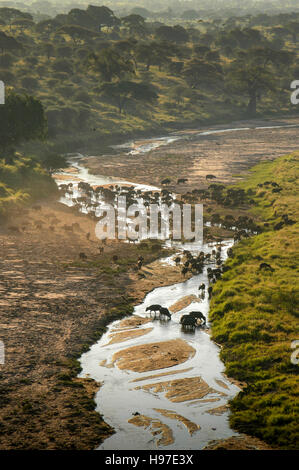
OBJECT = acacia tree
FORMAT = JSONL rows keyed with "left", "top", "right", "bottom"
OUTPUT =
{"left": 0, "top": 92, "right": 47, "bottom": 158}
{"left": 41, "top": 42, "right": 54, "bottom": 60}
{"left": 155, "top": 25, "right": 189, "bottom": 43}
{"left": 99, "top": 80, "right": 157, "bottom": 114}
{"left": 121, "top": 14, "right": 147, "bottom": 37}
{"left": 135, "top": 41, "right": 178, "bottom": 71}
{"left": 113, "top": 39, "right": 138, "bottom": 70}
{"left": 86, "top": 5, "right": 120, "bottom": 31}
{"left": 228, "top": 47, "right": 294, "bottom": 115}
{"left": 183, "top": 58, "right": 223, "bottom": 90}
{"left": 229, "top": 66, "right": 275, "bottom": 115}
{"left": 88, "top": 48, "right": 134, "bottom": 82}
{"left": 67, "top": 8, "right": 97, "bottom": 30}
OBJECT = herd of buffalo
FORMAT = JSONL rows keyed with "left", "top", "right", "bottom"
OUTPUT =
{"left": 145, "top": 303, "right": 206, "bottom": 331}
{"left": 144, "top": 245, "right": 222, "bottom": 331}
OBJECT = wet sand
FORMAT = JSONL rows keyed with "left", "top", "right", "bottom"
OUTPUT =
{"left": 112, "top": 338, "right": 196, "bottom": 372}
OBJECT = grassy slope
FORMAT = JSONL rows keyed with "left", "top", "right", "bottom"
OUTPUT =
{"left": 210, "top": 152, "right": 299, "bottom": 449}
{"left": 0, "top": 154, "right": 57, "bottom": 216}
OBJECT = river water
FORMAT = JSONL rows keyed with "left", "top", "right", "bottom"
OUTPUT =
{"left": 79, "top": 239, "right": 240, "bottom": 450}
{"left": 53, "top": 121, "right": 297, "bottom": 449}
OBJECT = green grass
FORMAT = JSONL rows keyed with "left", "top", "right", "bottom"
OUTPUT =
{"left": 210, "top": 152, "right": 299, "bottom": 449}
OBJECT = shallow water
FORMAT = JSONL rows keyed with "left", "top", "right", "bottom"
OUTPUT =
{"left": 54, "top": 154, "right": 160, "bottom": 192}
{"left": 79, "top": 239, "right": 241, "bottom": 450}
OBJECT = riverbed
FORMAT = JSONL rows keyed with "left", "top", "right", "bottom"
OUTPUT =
{"left": 53, "top": 119, "right": 298, "bottom": 449}
{"left": 78, "top": 240, "right": 241, "bottom": 450}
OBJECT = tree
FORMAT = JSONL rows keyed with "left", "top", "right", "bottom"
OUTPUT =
{"left": 42, "top": 153, "right": 67, "bottom": 172}
{"left": 56, "top": 24, "right": 98, "bottom": 45}
{"left": 113, "top": 38, "right": 138, "bottom": 70}
{"left": 229, "top": 64, "right": 274, "bottom": 116}
{"left": 88, "top": 49, "right": 134, "bottom": 82}
{"left": 0, "top": 31, "right": 22, "bottom": 54}
{"left": 11, "top": 18, "right": 34, "bottom": 33}
{"left": 0, "top": 7, "right": 32, "bottom": 32}
{"left": 86, "top": 5, "right": 120, "bottom": 31}
{"left": 156, "top": 25, "right": 189, "bottom": 43}
{"left": 246, "top": 47, "right": 294, "bottom": 70}
{"left": 99, "top": 80, "right": 157, "bottom": 114}
{"left": 183, "top": 58, "right": 223, "bottom": 90}
{"left": 216, "top": 28, "right": 265, "bottom": 51}
{"left": 35, "top": 18, "right": 61, "bottom": 36}
{"left": 167, "top": 85, "right": 188, "bottom": 104}
{"left": 67, "top": 8, "right": 97, "bottom": 30}
{"left": 135, "top": 41, "right": 178, "bottom": 71}
{"left": 41, "top": 42, "right": 54, "bottom": 60}
{"left": 0, "top": 92, "right": 47, "bottom": 156}
{"left": 121, "top": 14, "right": 147, "bottom": 37}
{"left": 228, "top": 47, "right": 295, "bottom": 115}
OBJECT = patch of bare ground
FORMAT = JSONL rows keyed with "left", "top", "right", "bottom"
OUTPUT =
{"left": 128, "top": 414, "right": 174, "bottom": 446}
{"left": 136, "top": 376, "right": 226, "bottom": 403}
{"left": 127, "top": 260, "right": 193, "bottom": 303}
{"left": 169, "top": 295, "right": 201, "bottom": 313}
{"left": 206, "top": 404, "right": 229, "bottom": 415}
{"left": 154, "top": 409, "right": 200, "bottom": 435}
{"left": 131, "top": 367, "right": 193, "bottom": 383}
{"left": 112, "top": 316, "right": 152, "bottom": 330}
{"left": 104, "top": 327, "right": 153, "bottom": 345}
{"left": 112, "top": 339, "right": 195, "bottom": 372}
{"left": 0, "top": 201, "right": 188, "bottom": 450}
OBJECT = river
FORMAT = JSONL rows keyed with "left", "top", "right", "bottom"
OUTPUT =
{"left": 53, "top": 120, "right": 298, "bottom": 450}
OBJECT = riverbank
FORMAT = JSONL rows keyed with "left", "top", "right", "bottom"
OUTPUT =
{"left": 210, "top": 152, "right": 299, "bottom": 449}
{"left": 0, "top": 200, "right": 193, "bottom": 449}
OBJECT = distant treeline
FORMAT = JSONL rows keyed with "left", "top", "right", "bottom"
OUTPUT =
{"left": 0, "top": 4, "right": 298, "bottom": 148}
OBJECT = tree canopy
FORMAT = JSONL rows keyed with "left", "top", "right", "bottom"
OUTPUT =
{"left": 0, "top": 93, "right": 47, "bottom": 155}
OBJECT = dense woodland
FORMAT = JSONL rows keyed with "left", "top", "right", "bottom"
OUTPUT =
{"left": 0, "top": 4, "right": 299, "bottom": 147}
